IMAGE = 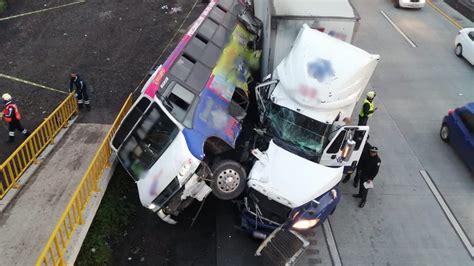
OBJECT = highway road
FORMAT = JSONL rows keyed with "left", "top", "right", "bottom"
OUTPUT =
{"left": 323, "top": 0, "right": 474, "bottom": 265}
{"left": 103, "top": 1, "right": 474, "bottom": 265}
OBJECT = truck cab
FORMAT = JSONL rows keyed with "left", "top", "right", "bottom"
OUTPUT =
{"left": 240, "top": 25, "right": 379, "bottom": 257}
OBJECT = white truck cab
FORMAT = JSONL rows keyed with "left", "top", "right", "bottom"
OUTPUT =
{"left": 244, "top": 23, "right": 379, "bottom": 232}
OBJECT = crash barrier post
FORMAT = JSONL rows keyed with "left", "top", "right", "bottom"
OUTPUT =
{"left": 36, "top": 94, "right": 133, "bottom": 266}
{"left": 0, "top": 93, "right": 78, "bottom": 199}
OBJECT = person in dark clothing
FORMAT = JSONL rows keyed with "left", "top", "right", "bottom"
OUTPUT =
{"left": 2, "top": 93, "right": 30, "bottom": 143}
{"left": 358, "top": 90, "right": 377, "bottom": 126}
{"left": 69, "top": 73, "right": 90, "bottom": 110}
{"left": 341, "top": 141, "right": 372, "bottom": 185}
{"left": 352, "top": 146, "right": 381, "bottom": 208}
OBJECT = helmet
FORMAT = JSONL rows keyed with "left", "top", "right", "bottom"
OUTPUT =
{"left": 367, "top": 91, "right": 376, "bottom": 99}
{"left": 2, "top": 93, "right": 12, "bottom": 101}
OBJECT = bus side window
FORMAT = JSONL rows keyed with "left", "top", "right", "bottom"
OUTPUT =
{"left": 228, "top": 87, "right": 249, "bottom": 121}
{"left": 166, "top": 82, "right": 196, "bottom": 122}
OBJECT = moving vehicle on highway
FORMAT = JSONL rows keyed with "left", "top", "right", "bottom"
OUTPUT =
{"left": 394, "top": 0, "right": 426, "bottom": 9}
{"left": 455, "top": 28, "right": 474, "bottom": 65}
{"left": 440, "top": 103, "right": 474, "bottom": 171}
{"left": 110, "top": 0, "right": 262, "bottom": 224}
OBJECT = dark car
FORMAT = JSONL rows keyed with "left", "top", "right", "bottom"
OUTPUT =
{"left": 440, "top": 103, "right": 474, "bottom": 171}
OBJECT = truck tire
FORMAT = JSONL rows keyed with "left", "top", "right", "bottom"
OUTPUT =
{"left": 440, "top": 123, "right": 449, "bottom": 142}
{"left": 211, "top": 160, "right": 247, "bottom": 200}
{"left": 394, "top": 1, "right": 400, "bottom": 8}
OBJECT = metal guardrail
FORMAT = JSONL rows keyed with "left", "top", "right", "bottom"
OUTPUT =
{"left": 36, "top": 94, "right": 133, "bottom": 266}
{"left": 0, "top": 93, "right": 77, "bottom": 199}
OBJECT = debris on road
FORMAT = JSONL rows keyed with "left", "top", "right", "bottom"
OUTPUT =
{"left": 170, "top": 6, "right": 182, "bottom": 14}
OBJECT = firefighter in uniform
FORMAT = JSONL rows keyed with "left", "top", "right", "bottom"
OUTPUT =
{"left": 358, "top": 90, "right": 377, "bottom": 126}
{"left": 352, "top": 146, "right": 381, "bottom": 208}
{"left": 2, "top": 93, "right": 30, "bottom": 143}
{"left": 69, "top": 73, "right": 91, "bottom": 110}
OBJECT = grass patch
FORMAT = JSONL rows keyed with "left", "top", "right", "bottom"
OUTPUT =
{"left": 76, "top": 166, "right": 137, "bottom": 265}
{"left": 0, "top": 0, "right": 7, "bottom": 13}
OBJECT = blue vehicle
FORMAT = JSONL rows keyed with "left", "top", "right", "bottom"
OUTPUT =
{"left": 240, "top": 186, "right": 340, "bottom": 236}
{"left": 440, "top": 103, "right": 474, "bottom": 171}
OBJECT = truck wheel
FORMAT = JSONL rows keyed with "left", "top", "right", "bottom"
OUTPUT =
{"left": 211, "top": 160, "right": 247, "bottom": 200}
{"left": 394, "top": 1, "right": 400, "bottom": 8}
{"left": 440, "top": 124, "right": 449, "bottom": 142}
{"left": 455, "top": 44, "right": 463, "bottom": 57}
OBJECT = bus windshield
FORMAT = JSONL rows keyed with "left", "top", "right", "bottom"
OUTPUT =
{"left": 268, "top": 103, "right": 330, "bottom": 161}
{"left": 118, "top": 103, "right": 179, "bottom": 181}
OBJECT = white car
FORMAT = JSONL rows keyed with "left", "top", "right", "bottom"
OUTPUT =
{"left": 455, "top": 28, "right": 474, "bottom": 65}
{"left": 394, "top": 0, "right": 425, "bottom": 9}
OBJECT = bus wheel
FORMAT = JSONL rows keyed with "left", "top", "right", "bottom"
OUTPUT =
{"left": 211, "top": 160, "right": 247, "bottom": 200}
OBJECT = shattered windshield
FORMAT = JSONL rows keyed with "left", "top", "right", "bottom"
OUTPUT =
{"left": 118, "top": 103, "right": 179, "bottom": 181}
{"left": 268, "top": 103, "right": 329, "bottom": 159}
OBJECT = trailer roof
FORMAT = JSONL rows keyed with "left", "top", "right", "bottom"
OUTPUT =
{"left": 272, "top": 24, "right": 379, "bottom": 123}
{"left": 273, "top": 0, "right": 355, "bottom": 18}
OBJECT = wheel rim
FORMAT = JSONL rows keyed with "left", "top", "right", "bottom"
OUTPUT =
{"left": 456, "top": 45, "right": 462, "bottom": 55}
{"left": 441, "top": 126, "right": 448, "bottom": 139}
{"left": 216, "top": 169, "right": 240, "bottom": 193}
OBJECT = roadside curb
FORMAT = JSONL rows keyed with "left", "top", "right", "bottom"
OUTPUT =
{"left": 0, "top": 116, "right": 78, "bottom": 213}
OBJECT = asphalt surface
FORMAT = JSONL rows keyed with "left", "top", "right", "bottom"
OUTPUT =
{"left": 330, "top": 0, "right": 473, "bottom": 265}
{"left": 0, "top": 0, "right": 200, "bottom": 162}
{"left": 107, "top": 166, "right": 262, "bottom": 266}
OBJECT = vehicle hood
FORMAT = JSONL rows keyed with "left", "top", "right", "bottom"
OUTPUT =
{"left": 272, "top": 24, "right": 379, "bottom": 123}
{"left": 136, "top": 131, "right": 199, "bottom": 207}
{"left": 248, "top": 140, "right": 343, "bottom": 208}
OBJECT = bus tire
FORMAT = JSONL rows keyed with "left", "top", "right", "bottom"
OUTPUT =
{"left": 211, "top": 160, "right": 247, "bottom": 200}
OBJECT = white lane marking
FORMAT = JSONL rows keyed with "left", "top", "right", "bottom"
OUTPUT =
{"left": 380, "top": 10, "right": 417, "bottom": 48}
{"left": 323, "top": 219, "right": 342, "bottom": 266}
{"left": 420, "top": 170, "right": 474, "bottom": 258}
{"left": 0, "top": 1, "right": 86, "bottom": 22}
{"left": 0, "top": 73, "right": 68, "bottom": 94}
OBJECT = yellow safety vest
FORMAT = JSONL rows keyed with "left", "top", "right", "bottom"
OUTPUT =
{"left": 359, "top": 99, "right": 375, "bottom": 117}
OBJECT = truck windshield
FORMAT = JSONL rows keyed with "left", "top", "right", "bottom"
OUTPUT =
{"left": 268, "top": 103, "right": 329, "bottom": 161}
{"left": 118, "top": 103, "right": 179, "bottom": 181}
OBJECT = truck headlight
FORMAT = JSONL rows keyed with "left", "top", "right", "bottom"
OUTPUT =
{"left": 292, "top": 218, "right": 320, "bottom": 230}
{"left": 147, "top": 203, "right": 157, "bottom": 210}
{"left": 331, "top": 189, "right": 337, "bottom": 199}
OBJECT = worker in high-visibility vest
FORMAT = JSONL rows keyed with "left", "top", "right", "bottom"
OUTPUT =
{"left": 2, "top": 93, "right": 30, "bottom": 143}
{"left": 358, "top": 91, "right": 377, "bottom": 126}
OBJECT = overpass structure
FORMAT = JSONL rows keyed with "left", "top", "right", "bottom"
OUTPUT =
{"left": 0, "top": 94, "right": 132, "bottom": 266}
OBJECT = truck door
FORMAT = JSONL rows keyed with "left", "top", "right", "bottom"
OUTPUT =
{"left": 319, "top": 126, "right": 369, "bottom": 171}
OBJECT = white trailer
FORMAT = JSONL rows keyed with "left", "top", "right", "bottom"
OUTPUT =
{"left": 254, "top": 0, "right": 360, "bottom": 76}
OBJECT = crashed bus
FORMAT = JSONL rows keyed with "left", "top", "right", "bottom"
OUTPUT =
{"left": 110, "top": 0, "right": 262, "bottom": 223}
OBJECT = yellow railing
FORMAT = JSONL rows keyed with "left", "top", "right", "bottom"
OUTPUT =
{"left": 36, "top": 94, "right": 133, "bottom": 266}
{"left": 0, "top": 93, "right": 78, "bottom": 199}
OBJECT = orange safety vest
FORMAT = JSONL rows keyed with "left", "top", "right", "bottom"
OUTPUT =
{"left": 3, "top": 102, "right": 22, "bottom": 123}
